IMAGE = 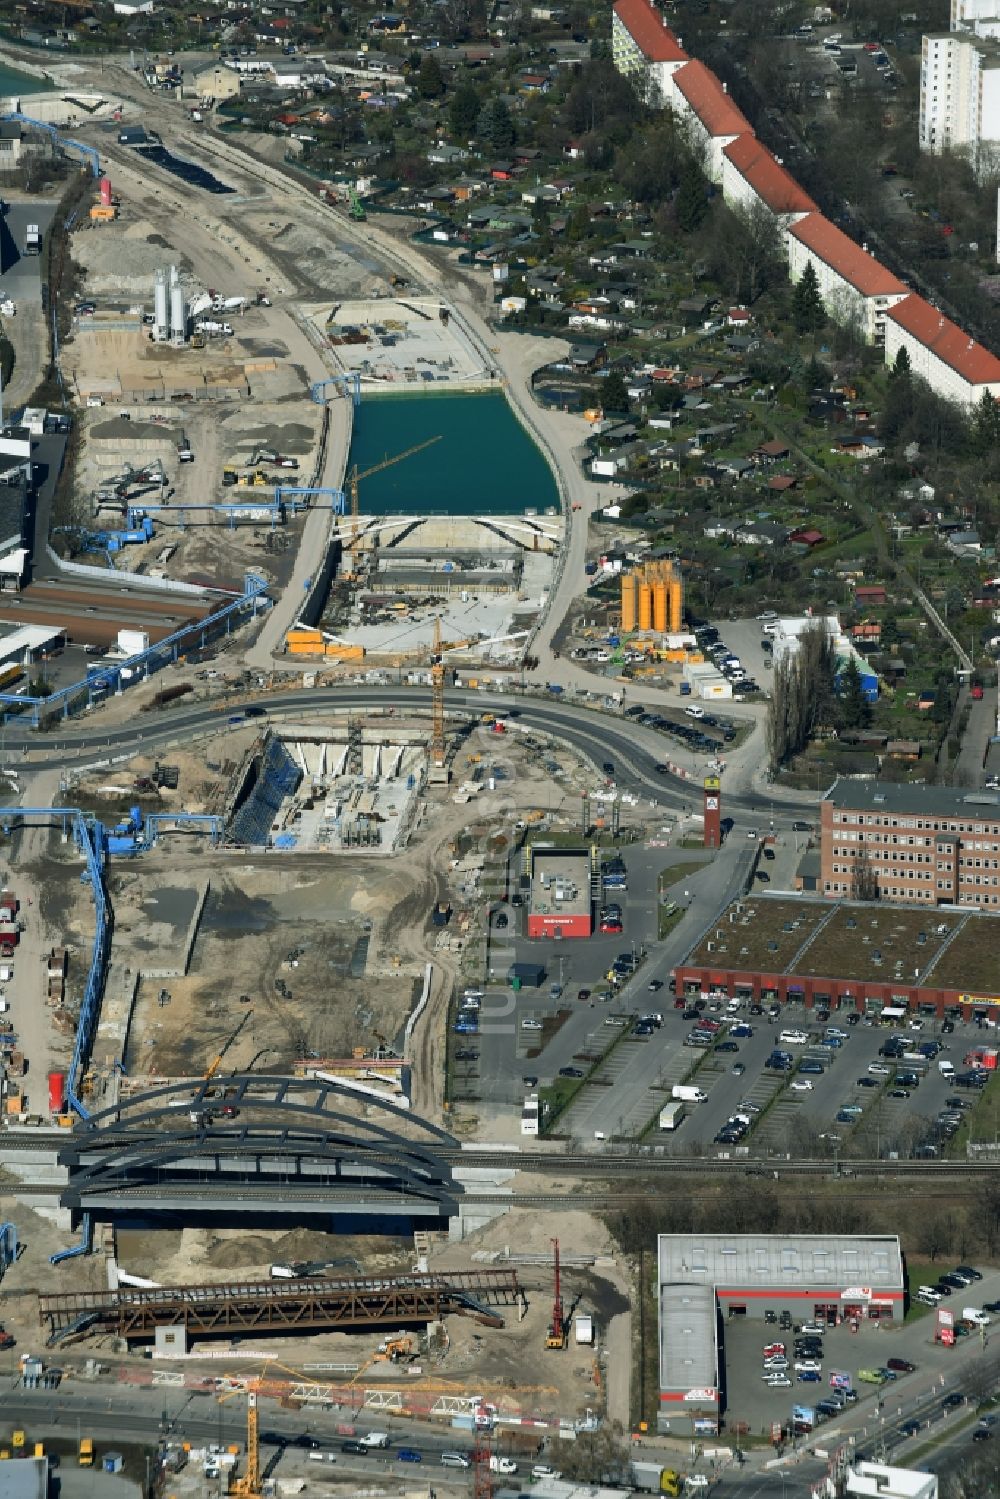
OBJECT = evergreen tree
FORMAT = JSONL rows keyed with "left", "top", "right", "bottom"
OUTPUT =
{"left": 449, "top": 81, "right": 481, "bottom": 137}
{"left": 418, "top": 54, "right": 445, "bottom": 98}
{"left": 675, "top": 163, "right": 707, "bottom": 233}
{"left": 838, "top": 655, "right": 871, "bottom": 730}
{"left": 477, "top": 97, "right": 515, "bottom": 153}
{"left": 598, "top": 370, "right": 629, "bottom": 413}
{"left": 972, "top": 389, "right": 1000, "bottom": 457}
{"left": 792, "top": 261, "right": 825, "bottom": 337}
{"left": 889, "top": 345, "right": 911, "bottom": 382}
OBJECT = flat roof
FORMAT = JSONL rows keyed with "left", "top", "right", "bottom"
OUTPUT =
{"left": 658, "top": 1234, "right": 904, "bottom": 1293}
{"left": 659, "top": 1281, "right": 718, "bottom": 1396}
{"left": 0, "top": 625, "right": 66, "bottom": 661}
{"left": 530, "top": 850, "right": 591, "bottom": 918}
{"left": 684, "top": 893, "right": 972, "bottom": 986}
{"left": 0, "top": 1457, "right": 48, "bottom": 1499}
{"left": 826, "top": 777, "right": 1000, "bottom": 820}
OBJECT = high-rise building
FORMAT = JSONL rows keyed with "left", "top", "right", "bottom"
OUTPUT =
{"left": 919, "top": 26, "right": 1000, "bottom": 170}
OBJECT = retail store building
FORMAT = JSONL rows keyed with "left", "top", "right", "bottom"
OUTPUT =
{"left": 658, "top": 1234, "right": 905, "bottom": 1434}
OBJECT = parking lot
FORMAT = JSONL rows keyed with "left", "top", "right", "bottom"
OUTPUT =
{"left": 721, "top": 1258, "right": 1000, "bottom": 1443}
{"left": 454, "top": 963, "right": 1000, "bottom": 1151}
{"left": 645, "top": 998, "right": 998, "bottom": 1159}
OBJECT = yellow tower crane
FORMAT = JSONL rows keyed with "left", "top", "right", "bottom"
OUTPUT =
{"left": 347, "top": 435, "right": 442, "bottom": 521}
{"left": 230, "top": 1392, "right": 260, "bottom": 1499}
{"left": 430, "top": 615, "right": 445, "bottom": 771}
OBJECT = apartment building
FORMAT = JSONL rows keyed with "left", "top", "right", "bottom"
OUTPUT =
{"left": 884, "top": 293, "right": 1000, "bottom": 407}
{"left": 821, "top": 780, "right": 1000, "bottom": 908}
{"left": 608, "top": 6, "right": 1000, "bottom": 406}
{"left": 786, "top": 214, "right": 908, "bottom": 344}
{"left": 952, "top": 0, "right": 1000, "bottom": 39}
{"left": 721, "top": 135, "right": 817, "bottom": 223}
{"left": 919, "top": 30, "right": 1000, "bottom": 164}
{"left": 671, "top": 61, "right": 753, "bottom": 181}
{"left": 610, "top": 0, "right": 688, "bottom": 105}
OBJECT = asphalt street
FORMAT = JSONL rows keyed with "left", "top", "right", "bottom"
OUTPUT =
{"left": 9, "top": 687, "right": 816, "bottom": 822}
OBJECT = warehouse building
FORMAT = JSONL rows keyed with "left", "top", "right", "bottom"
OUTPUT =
{"left": 821, "top": 779, "right": 1000, "bottom": 907}
{"left": 526, "top": 848, "right": 592, "bottom": 939}
{"left": 657, "top": 1234, "right": 905, "bottom": 1434}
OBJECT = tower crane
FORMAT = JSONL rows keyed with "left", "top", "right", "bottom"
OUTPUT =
{"left": 205, "top": 1011, "right": 253, "bottom": 1083}
{"left": 545, "top": 1238, "right": 567, "bottom": 1350}
{"left": 347, "top": 435, "right": 442, "bottom": 521}
{"left": 230, "top": 1392, "right": 260, "bottom": 1499}
{"left": 430, "top": 616, "right": 446, "bottom": 771}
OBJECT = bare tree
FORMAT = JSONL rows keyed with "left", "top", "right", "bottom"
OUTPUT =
{"left": 851, "top": 846, "right": 880, "bottom": 902}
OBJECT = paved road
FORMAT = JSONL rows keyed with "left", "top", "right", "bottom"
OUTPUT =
{"left": 8, "top": 686, "right": 815, "bottom": 817}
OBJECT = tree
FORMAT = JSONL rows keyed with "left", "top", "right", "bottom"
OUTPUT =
{"left": 850, "top": 845, "right": 879, "bottom": 901}
{"left": 477, "top": 97, "right": 515, "bottom": 154}
{"left": 972, "top": 389, "right": 1000, "bottom": 456}
{"left": 598, "top": 370, "right": 629, "bottom": 413}
{"left": 889, "top": 345, "right": 912, "bottom": 382}
{"left": 675, "top": 162, "right": 708, "bottom": 233}
{"left": 449, "top": 80, "right": 480, "bottom": 137}
{"left": 417, "top": 54, "right": 445, "bottom": 98}
{"left": 765, "top": 623, "right": 837, "bottom": 772}
{"left": 791, "top": 260, "right": 825, "bottom": 337}
{"left": 839, "top": 655, "right": 872, "bottom": 730}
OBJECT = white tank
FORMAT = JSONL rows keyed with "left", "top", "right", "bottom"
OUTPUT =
{"left": 169, "top": 279, "right": 186, "bottom": 345}
{"left": 153, "top": 269, "right": 169, "bottom": 342}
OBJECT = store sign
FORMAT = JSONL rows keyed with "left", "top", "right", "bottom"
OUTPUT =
{"left": 842, "top": 1286, "right": 872, "bottom": 1300}
{"left": 684, "top": 1388, "right": 718, "bottom": 1402}
{"left": 961, "top": 994, "right": 1000, "bottom": 1007}
{"left": 938, "top": 1308, "right": 955, "bottom": 1346}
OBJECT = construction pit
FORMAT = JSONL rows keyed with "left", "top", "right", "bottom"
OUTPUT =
{"left": 304, "top": 298, "right": 488, "bottom": 391}
{"left": 308, "top": 515, "right": 562, "bottom": 666}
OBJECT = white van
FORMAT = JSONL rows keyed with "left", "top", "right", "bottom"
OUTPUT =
{"left": 964, "top": 1307, "right": 992, "bottom": 1326}
{"left": 939, "top": 1059, "right": 956, "bottom": 1078}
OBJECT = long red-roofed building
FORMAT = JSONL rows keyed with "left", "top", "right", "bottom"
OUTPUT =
{"left": 670, "top": 61, "right": 754, "bottom": 181}
{"left": 721, "top": 134, "right": 816, "bottom": 222}
{"left": 608, "top": 6, "right": 1000, "bottom": 406}
{"left": 611, "top": 0, "right": 688, "bottom": 104}
{"left": 786, "top": 214, "right": 908, "bottom": 344}
{"left": 885, "top": 294, "right": 1000, "bottom": 407}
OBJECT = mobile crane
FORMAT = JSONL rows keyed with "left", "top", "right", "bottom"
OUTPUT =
{"left": 545, "top": 1238, "right": 566, "bottom": 1350}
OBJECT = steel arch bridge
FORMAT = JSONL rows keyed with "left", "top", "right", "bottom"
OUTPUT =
{"left": 61, "top": 1074, "right": 460, "bottom": 1225}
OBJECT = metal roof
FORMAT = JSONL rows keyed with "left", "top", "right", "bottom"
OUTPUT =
{"left": 659, "top": 1281, "right": 718, "bottom": 1396}
{"left": 658, "top": 1234, "right": 904, "bottom": 1293}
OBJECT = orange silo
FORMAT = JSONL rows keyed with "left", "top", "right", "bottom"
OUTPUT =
{"left": 638, "top": 584, "right": 653, "bottom": 632}
{"left": 668, "top": 576, "right": 683, "bottom": 633}
{"left": 621, "top": 574, "right": 638, "bottom": 633}
{"left": 653, "top": 581, "right": 668, "bottom": 634}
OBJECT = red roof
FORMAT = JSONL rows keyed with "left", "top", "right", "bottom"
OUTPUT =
{"left": 788, "top": 214, "right": 905, "bottom": 298}
{"left": 612, "top": 0, "right": 688, "bottom": 63}
{"left": 722, "top": 134, "right": 817, "bottom": 216}
{"left": 887, "top": 293, "right": 1000, "bottom": 388}
{"left": 673, "top": 60, "right": 752, "bottom": 138}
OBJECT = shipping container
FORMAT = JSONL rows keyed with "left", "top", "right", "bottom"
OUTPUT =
{"left": 47, "top": 1071, "right": 67, "bottom": 1114}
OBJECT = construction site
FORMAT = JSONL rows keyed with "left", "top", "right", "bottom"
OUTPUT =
{"left": 304, "top": 298, "right": 489, "bottom": 392}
